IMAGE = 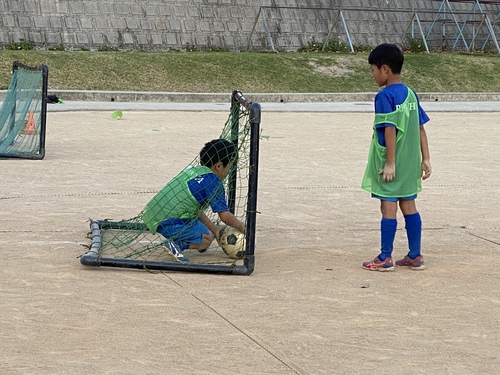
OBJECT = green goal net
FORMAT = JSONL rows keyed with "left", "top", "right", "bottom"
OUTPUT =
{"left": 0, "top": 61, "right": 48, "bottom": 159}
{"left": 81, "top": 91, "right": 261, "bottom": 275}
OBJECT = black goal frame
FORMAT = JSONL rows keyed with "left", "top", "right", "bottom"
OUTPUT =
{"left": 80, "top": 91, "right": 261, "bottom": 275}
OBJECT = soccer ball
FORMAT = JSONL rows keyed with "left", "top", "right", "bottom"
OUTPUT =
{"left": 219, "top": 227, "right": 246, "bottom": 259}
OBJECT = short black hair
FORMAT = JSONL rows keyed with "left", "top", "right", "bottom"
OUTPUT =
{"left": 200, "top": 139, "right": 236, "bottom": 168}
{"left": 368, "top": 43, "right": 404, "bottom": 74}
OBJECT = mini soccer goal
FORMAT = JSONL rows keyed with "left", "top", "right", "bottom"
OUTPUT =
{"left": 80, "top": 91, "right": 261, "bottom": 275}
{"left": 0, "top": 61, "right": 48, "bottom": 159}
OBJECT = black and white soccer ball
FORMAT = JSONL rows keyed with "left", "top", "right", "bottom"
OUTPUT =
{"left": 219, "top": 227, "right": 246, "bottom": 259}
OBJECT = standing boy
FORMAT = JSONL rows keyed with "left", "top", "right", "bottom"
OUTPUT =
{"left": 141, "top": 139, "right": 246, "bottom": 261}
{"left": 361, "top": 43, "right": 432, "bottom": 272}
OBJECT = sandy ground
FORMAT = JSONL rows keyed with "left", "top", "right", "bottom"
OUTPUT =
{"left": 1, "top": 109, "right": 499, "bottom": 375}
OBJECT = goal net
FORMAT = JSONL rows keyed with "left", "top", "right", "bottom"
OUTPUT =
{"left": 0, "top": 61, "right": 48, "bottom": 159}
{"left": 80, "top": 91, "right": 261, "bottom": 275}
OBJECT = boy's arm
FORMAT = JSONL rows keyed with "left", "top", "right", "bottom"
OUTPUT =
{"left": 420, "top": 126, "right": 432, "bottom": 180}
{"left": 379, "top": 126, "right": 396, "bottom": 182}
{"left": 198, "top": 212, "right": 219, "bottom": 235}
{"left": 218, "top": 211, "right": 246, "bottom": 235}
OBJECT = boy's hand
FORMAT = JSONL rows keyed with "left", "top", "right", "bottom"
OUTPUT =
{"left": 214, "top": 225, "right": 227, "bottom": 245}
{"left": 218, "top": 211, "right": 246, "bottom": 236}
{"left": 379, "top": 163, "right": 395, "bottom": 182}
{"left": 421, "top": 160, "right": 432, "bottom": 180}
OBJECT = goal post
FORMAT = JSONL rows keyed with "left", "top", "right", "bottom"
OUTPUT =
{"left": 0, "top": 61, "right": 48, "bottom": 159}
{"left": 80, "top": 91, "right": 261, "bottom": 275}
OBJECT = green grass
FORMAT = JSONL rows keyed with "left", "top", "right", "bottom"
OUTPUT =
{"left": 1, "top": 50, "right": 499, "bottom": 92}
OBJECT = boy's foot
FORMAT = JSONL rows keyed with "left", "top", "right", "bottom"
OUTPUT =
{"left": 174, "top": 252, "right": 189, "bottom": 262}
{"left": 164, "top": 241, "right": 189, "bottom": 262}
{"left": 396, "top": 255, "right": 425, "bottom": 270}
{"left": 362, "top": 256, "right": 394, "bottom": 272}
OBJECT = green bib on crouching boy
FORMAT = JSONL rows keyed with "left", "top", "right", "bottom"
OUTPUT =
{"left": 361, "top": 89, "right": 422, "bottom": 198}
{"left": 141, "top": 165, "right": 213, "bottom": 234}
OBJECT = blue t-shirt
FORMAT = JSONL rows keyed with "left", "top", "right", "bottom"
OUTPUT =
{"left": 187, "top": 173, "right": 229, "bottom": 213}
{"left": 374, "top": 83, "right": 430, "bottom": 146}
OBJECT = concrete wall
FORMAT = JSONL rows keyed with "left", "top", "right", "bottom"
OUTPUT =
{"left": 0, "top": 0, "right": 498, "bottom": 52}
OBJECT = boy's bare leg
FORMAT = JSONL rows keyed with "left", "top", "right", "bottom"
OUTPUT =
{"left": 380, "top": 200, "right": 397, "bottom": 218}
{"left": 399, "top": 199, "right": 417, "bottom": 215}
{"left": 189, "top": 232, "right": 214, "bottom": 251}
{"left": 380, "top": 198, "right": 418, "bottom": 216}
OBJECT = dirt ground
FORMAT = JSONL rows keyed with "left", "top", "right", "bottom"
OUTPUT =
{"left": 1, "top": 109, "right": 499, "bottom": 375}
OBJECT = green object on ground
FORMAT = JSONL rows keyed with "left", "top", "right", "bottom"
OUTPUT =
{"left": 111, "top": 110, "right": 122, "bottom": 120}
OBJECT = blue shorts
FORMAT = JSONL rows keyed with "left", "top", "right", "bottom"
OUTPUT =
{"left": 372, "top": 194, "right": 417, "bottom": 202}
{"left": 157, "top": 220, "right": 210, "bottom": 250}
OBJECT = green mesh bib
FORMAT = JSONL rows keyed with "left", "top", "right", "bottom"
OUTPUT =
{"left": 141, "top": 165, "right": 213, "bottom": 234}
{"left": 361, "top": 89, "right": 422, "bottom": 198}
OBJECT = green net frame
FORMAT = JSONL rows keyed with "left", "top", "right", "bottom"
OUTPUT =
{"left": 0, "top": 61, "right": 48, "bottom": 159}
{"left": 80, "top": 91, "right": 261, "bottom": 275}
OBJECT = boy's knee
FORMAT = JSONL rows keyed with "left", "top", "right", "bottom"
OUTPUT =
{"left": 203, "top": 232, "right": 214, "bottom": 242}
{"left": 199, "top": 232, "right": 214, "bottom": 250}
{"left": 399, "top": 200, "right": 417, "bottom": 215}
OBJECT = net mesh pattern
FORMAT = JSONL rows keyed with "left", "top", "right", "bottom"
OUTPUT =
{"left": 0, "top": 66, "right": 44, "bottom": 156}
{"left": 93, "top": 102, "right": 252, "bottom": 265}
